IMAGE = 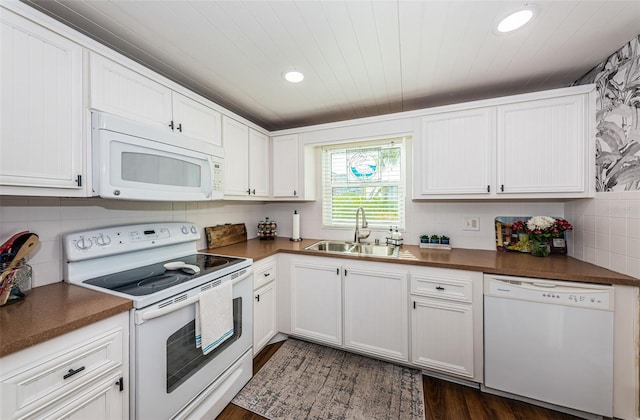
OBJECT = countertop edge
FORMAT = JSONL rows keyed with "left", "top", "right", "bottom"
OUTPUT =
{"left": 0, "top": 283, "right": 133, "bottom": 358}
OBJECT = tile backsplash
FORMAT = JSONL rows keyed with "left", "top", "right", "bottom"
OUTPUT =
{"left": 4, "top": 193, "right": 636, "bottom": 288}
{"left": 565, "top": 191, "right": 640, "bottom": 278}
{"left": 0, "top": 197, "right": 264, "bottom": 287}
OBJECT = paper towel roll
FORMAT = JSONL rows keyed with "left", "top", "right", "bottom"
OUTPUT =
{"left": 292, "top": 210, "right": 300, "bottom": 240}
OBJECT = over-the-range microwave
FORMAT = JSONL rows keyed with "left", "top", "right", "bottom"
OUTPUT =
{"left": 91, "top": 112, "right": 224, "bottom": 201}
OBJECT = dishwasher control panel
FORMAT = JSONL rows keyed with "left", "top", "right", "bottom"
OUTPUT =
{"left": 484, "top": 275, "right": 614, "bottom": 310}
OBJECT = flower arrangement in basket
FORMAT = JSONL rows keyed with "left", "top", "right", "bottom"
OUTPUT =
{"left": 512, "top": 216, "right": 573, "bottom": 257}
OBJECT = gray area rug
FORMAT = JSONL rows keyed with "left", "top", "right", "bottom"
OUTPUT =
{"left": 232, "top": 339, "right": 425, "bottom": 419}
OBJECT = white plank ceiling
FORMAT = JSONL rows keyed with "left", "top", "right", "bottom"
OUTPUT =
{"left": 22, "top": 0, "right": 640, "bottom": 131}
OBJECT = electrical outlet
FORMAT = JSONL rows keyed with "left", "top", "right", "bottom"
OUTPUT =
{"left": 463, "top": 217, "right": 480, "bottom": 231}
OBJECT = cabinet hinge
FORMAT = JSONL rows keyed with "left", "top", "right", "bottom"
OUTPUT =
{"left": 116, "top": 377, "right": 124, "bottom": 392}
{"left": 76, "top": 174, "right": 82, "bottom": 187}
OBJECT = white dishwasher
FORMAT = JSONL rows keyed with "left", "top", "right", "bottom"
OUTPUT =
{"left": 483, "top": 274, "right": 614, "bottom": 417}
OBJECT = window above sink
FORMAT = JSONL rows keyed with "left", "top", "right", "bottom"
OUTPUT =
{"left": 320, "top": 136, "right": 408, "bottom": 231}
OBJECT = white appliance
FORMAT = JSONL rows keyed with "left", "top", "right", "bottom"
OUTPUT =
{"left": 64, "top": 223, "right": 252, "bottom": 419}
{"left": 483, "top": 274, "right": 614, "bottom": 418}
{"left": 92, "top": 112, "right": 224, "bottom": 201}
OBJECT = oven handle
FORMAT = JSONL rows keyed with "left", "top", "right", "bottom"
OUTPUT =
{"left": 136, "top": 269, "right": 252, "bottom": 324}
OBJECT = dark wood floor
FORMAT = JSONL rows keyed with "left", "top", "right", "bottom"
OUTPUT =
{"left": 217, "top": 341, "right": 579, "bottom": 420}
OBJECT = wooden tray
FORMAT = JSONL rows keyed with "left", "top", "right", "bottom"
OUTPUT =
{"left": 205, "top": 223, "right": 247, "bottom": 249}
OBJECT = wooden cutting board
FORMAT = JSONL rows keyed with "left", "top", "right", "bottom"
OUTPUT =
{"left": 205, "top": 223, "right": 247, "bottom": 249}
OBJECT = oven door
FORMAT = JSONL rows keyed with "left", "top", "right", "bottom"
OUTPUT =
{"left": 133, "top": 269, "right": 252, "bottom": 419}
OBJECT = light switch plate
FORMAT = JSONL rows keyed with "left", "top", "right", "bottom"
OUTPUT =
{"left": 463, "top": 217, "right": 480, "bottom": 231}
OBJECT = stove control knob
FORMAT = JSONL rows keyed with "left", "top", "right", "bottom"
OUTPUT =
{"left": 95, "top": 234, "right": 111, "bottom": 247}
{"left": 75, "top": 237, "right": 92, "bottom": 251}
{"left": 190, "top": 226, "right": 197, "bottom": 234}
{"left": 181, "top": 225, "right": 189, "bottom": 234}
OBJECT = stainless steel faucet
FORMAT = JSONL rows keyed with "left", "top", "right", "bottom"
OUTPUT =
{"left": 354, "top": 207, "right": 370, "bottom": 243}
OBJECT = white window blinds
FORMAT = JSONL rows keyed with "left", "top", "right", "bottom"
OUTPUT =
{"left": 321, "top": 137, "right": 407, "bottom": 230}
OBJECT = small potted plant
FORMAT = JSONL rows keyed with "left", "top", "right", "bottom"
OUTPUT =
{"left": 430, "top": 234, "right": 440, "bottom": 244}
{"left": 440, "top": 235, "right": 450, "bottom": 245}
{"left": 420, "top": 235, "right": 429, "bottom": 244}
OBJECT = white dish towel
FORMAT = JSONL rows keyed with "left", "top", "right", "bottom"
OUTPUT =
{"left": 195, "top": 281, "right": 234, "bottom": 355}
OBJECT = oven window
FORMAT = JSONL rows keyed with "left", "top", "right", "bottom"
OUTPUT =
{"left": 166, "top": 297, "right": 242, "bottom": 393}
{"left": 121, "top": 152, "right": 202, "bottom": 187}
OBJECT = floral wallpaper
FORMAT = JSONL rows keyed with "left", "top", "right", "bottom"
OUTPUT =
{"left": 573, "top": 35, "right": 640, "bottom": 192}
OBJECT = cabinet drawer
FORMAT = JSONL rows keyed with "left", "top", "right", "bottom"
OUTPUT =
{"left": 254, "top": 259, "right": 276, "bottom": 289}
{"left": 1, "top": 327, "right": 123, "bottom": 418}
{"left": 411, "top": 274, "right": 473, "bottom": 303}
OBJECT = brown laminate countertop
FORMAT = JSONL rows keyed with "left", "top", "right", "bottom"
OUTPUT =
{"left": 208, "top": 237, "right": 639, "bottom": 287}
{"left": 0, "top": 282, "right": 132, "bottom": 357}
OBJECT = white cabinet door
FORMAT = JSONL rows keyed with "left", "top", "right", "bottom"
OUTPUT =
{"left": 222, "top": 116, "right": 250, "bottom": 197}
{"left": 30, "top": 371, "right": 123, "bottom": 420}
{"left": 411, "top": 297, "right": 474, "bottom": 378}
{"left": 253, "top": 281, "right": 277, "bottom": 355}
{"left": 249, "top": 129, "right": 270, "bottom": 198}
{"left": 172, "top": 93, "right": 222, "bottom": 147}
{"left": 290, "top": 259, "right": 342, "bottom": 346}
{"left": 0, "top": 9, "right": 84, "bottom": 194}
{"left": 343, "top": 265, "right": 408, "bottom": 362}
{"left": 90, "top": 52, "right": 173, "bottom": 129}
{"left": 0, "top": 313, "right": 128, "bottom": 420}
{"left": 272, "top": 134, "right": 300, "bottom": 198}
{"left": 496, "top": 94, "right": 586, "bottom": 194}
{"left": 417, "top": 108, "right": 493, "bottom": 195}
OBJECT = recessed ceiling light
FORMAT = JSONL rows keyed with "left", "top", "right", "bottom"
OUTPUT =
{"left": 283, "top": 70, "right": 304, "bottom": 83}
{"left": 496, "top": 7, "right": 536, "bottom": 33}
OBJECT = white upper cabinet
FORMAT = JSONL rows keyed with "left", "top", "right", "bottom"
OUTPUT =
{"left": 90, "top": 53, "right": 172, "bottom": 129}
{"left": 223, "top": 116, "right": 250, "bottom": 197}
{"left": 249, "top": 129, "right": 270, "bottom": 198}
{"left": 418, "top": 108, "right": 493, "bottom": 195}
{"left": 413, "top": 86, "right": 594, "bottom": 199}
{"left": 272, "top": 134, "right": 300, "bottom": 198}
{"left": 496, "top": 95, "right": 586, "bottom": 194}
{"left": 90, "top": 53, "right": 221, "bottom": 146}
{"left": 223, "top": 115, "right": 269, "bottom": 199}
{"left": 271, "top": 134, "right": 315, "bottom": 200}
{"left": 0, "top": 9, "right": 85, "bottom": 196}
{"left": 172, "top": 92, "right": 222, "bottom": 147}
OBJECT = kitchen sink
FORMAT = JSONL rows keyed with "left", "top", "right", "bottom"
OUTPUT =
{"left": 304, "top": 240, "right": 399, "bottom": 258}
{"left": 350, "top": 243, "right": 399, "bottom": 257}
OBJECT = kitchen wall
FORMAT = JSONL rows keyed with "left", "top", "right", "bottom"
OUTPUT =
{"left": 565, "top": 192, "right": 640, "bottom": 278}
{"left": 0, "top": 197, "right": 264, "bottom": 287}
{"left": 265, "top": 199, "right": 564, "bottom": 250}
{"left": 565, "top": 34, "right": 640, "bottom": 279}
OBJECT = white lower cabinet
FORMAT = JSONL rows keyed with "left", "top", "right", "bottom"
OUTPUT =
{"left": 409, "top": 267, "right": 483, "bottom": 382}
{"left": 411, "top": 297, "right": 473, "bottom": 377}
{"left": 283, "top": 255, "right": 483, "bottom": 382}
{"left": 0, "top": 312, "right": 129, "bottom": 420}
{"left": 343, "top": 264, "right": 408, "bottom": 363}
{"left": 290, "top": 256, "right": 343, "bottom": 346}
{"left": 254, "top": 281, "right": 277, "bottom": 355}
{"left": 253, "top": 256, "right": 278, "bottom": 355}
{"left": 288, "top": 256, "right": 409, "bottom": 362}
